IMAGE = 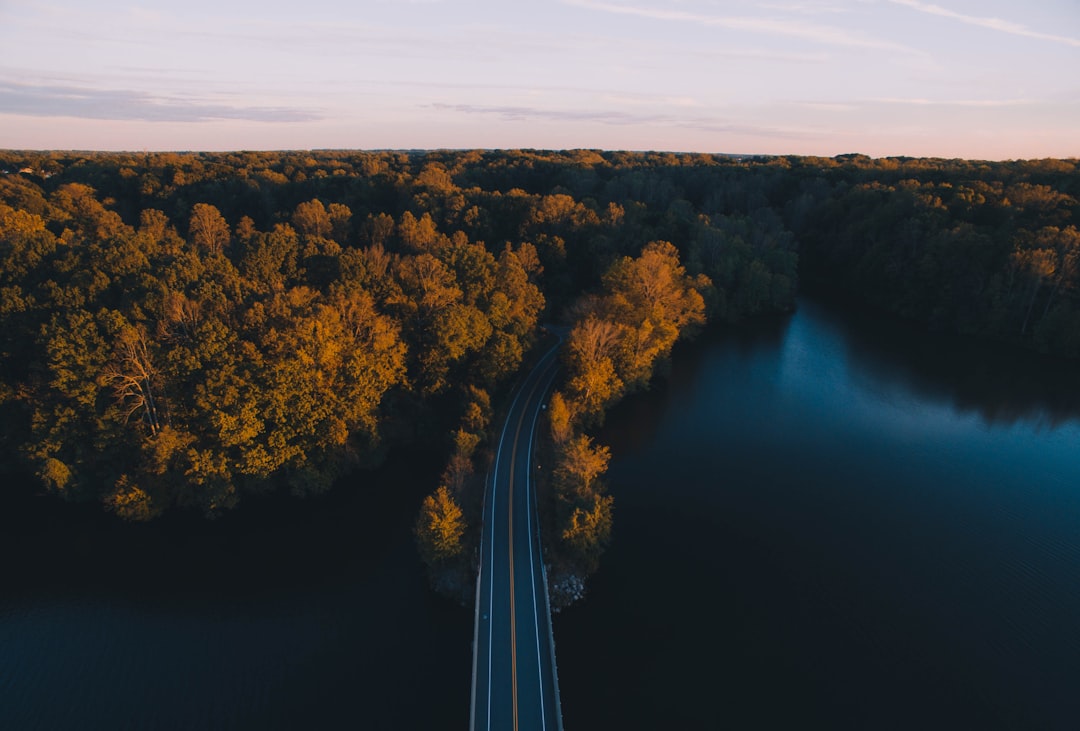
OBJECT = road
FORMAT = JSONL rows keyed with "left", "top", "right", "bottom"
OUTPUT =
{"left": 470, "top": 337, "right": 563, "bottom": 731}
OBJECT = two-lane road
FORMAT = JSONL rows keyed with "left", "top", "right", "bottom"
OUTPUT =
{"left": 471, "top": 338, "right": 563, "bottom": 731}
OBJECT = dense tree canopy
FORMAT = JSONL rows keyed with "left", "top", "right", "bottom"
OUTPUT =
{"left": 0, "top": 148, "right": 1075, "bottom": 530}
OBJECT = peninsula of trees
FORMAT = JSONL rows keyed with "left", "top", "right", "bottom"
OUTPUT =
{"left": 0, "top": 150, "right": 1076, "bottom": 545}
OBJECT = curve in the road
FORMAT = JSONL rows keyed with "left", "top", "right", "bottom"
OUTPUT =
{"left": 471, "top": 338, "right": 563, "bottom": 731}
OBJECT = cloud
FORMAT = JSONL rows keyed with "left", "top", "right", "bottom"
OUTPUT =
{"left": 430, "top": 102, "right": 821, "bottom": 139}
{"left": 432, "top": 102, "right": 659, "bottom": 126}
{"left": 691, "top": 46, "right": 831, "bottom": 63}
{"left": 560, "top": 0, "right": 920, "bottom": 54}
{"left": 887, "top": 0, "right": 1080, "bottom": 48}
{"left": 757, "top": 2, "right": 849, "bottom": 14}
{"left": 792, "top": 101, "right": 858, "bottom": 112}
{"left": 0, "top": 82, "right": 320, "bottom": 123}
{"left": 866, "top": 97, "right": 1042, "bottom": 107}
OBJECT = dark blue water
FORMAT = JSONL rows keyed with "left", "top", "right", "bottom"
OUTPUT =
{"left": 555, "top": 297, "right": 1080, "bottom": 730}
{"left": 4, "top": 297, "right": 1079, "bottom": 729}
{"left": 0, "top": 450, "right": 470, "bottom": 730}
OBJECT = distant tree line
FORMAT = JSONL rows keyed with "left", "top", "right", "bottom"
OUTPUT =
{"left": 792, "top": 157, "right": 1079, "bottom": 353}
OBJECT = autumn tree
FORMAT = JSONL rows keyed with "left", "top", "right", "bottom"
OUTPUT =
{"left": 4, "top": 146, "right": 1077, "bottom": 526}
{"left": 49, "top": 183, "right": 128, "bottom": 241}
{"left": 137, "top": 209, "right": 170, "bottom": 245}
{"left": 547, "top": 391, "right": 573, "bottom": 445}
{"left": 292, "top": 199, "right": 332, "bottom": 239}
{"left": 1012, "top": 226, "right": 1080, "bottom": 335}
{"left": 188, "top": 203, "right": 230, "bottom": 255}
{"left": 564, "top": 315, "right": 624, "bottom": 419}
{"left": 101, "top": 325, "right": 166, "bottom": 437}
{"left": 561, "top": 492, "right": 613, "bottom": 573}
{"left": 603, "top": 240, "right": 708, "bottom": 387}
{"left": 414, "top": 483, "right": 466, "bottom": 565}
{"left": 554, "top": 434, "right": 610, "bottom": 497}
{"left": 328, "top": 202, "right": 352, "bottom": 242}
{"left": 397, "top": 211, "right": 442, "bottom": 252}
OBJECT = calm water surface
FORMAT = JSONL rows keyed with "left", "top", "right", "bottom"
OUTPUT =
{"left": 556, "top": 297, "right": 1080, "bottom": 730}
{"left": 3, "top": 296, "right": 1079, "bottom": 729}
{"left": 0, "top": 450, "right": 470, "bottom": 730}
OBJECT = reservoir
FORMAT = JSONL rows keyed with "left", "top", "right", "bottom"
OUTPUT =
{"left": 556, "top": 296, "right": 1080, "bottom": 730}
{"left": 3, "top": 296, "right": 1079, "bottom": 728}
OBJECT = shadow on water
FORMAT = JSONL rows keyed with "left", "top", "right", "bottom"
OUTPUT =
{"left": 555, "top": 295, "right": 1080, "bottom": 731}
{"left": 806, "top": 293, "right": 1080, "bottom": 428}
{"left": 599, "top": 313, "right": 792, "bottom": 453}
{"left": 0, "top": 448, "right": 471, "bottom": 731}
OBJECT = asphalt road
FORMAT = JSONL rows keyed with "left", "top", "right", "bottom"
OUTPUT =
{"left": 471, "top": 338, "right": 563, "bottom": 731}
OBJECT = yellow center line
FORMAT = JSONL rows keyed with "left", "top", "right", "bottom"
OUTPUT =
{"left": 508, "top": 353, "right": 555, "bottom": 731}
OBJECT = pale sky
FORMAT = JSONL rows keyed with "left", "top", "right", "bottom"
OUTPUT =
{"left": 0, "top": 0, "right": 1077, "bottom": 158}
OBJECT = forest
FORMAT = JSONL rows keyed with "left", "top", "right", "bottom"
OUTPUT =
{"left": 0, "top": 149, "right": 1076, "bottom": 591}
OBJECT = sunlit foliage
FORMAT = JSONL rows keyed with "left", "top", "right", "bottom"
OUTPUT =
{"left": 0, "top": 147, "right": 1072, "bottom": 531}
{"left": 415, "top": 485, "right": 467, "bottom": 564}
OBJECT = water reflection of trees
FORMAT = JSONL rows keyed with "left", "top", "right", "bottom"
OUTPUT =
{"left": 810, "top": 295, "right": 1080, "bottom": 428}
{"left": 598, "top": 314, "right": 791, "bottom": 454}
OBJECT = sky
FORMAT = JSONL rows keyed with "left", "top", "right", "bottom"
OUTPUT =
{"left": 0, "top": 0, "right": 1077, "bottom": 159}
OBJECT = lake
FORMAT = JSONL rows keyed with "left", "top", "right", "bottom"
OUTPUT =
{"left": 3, "top": 296, "right": 1079, "bottom": 729}
{"left": 0, "top": 450, "right": 471, "bottom": 730}
{"left": 555, "top": 296, "right": 1080, "bottom": 730}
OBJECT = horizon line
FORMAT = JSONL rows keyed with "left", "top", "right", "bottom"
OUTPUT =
{"left": 2, "top": 147, "right": 1077, "bottom": 164}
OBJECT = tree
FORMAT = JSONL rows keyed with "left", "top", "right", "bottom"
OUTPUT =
{"left": 398, "top": 211, "right": 442, "bottom": 251}
{"left": 160, "top": 289, "right": 203, "bottom": 342}
{"left": 234, "top": 215, "right": 258, "bottom": 243}
{"left": 49, "top": 183, "right": 128, "bottom": 241}
{"left": 188, "top": 203, "right": 229, "bottom": 255}
{"left": 328, "top": 202, "right": 352, "bottom": 243}
{"left": 0, "top": 202, "right": 55, "bottom": 279}
{"left": 565, "top": 315, "right": 624, "bottom": 418}
{"left": 106, "top": 475, "right": 160, "bottom": 521}
{"left": 561, "top": 492, "right": 613, "bottom": 572}
{"left": 292, "top": 199, "right": 332, "bottom": 239}
{"left": 416, "top": 486, "right": 467, "bottom": 564}
{"left": 554, "top": 434, "right": 610, "bottom": 497}
{"left": 603, "top": 240, "right": 708, "bottom": 387}
{"left": 362, "top": 212, "right": 395, "bottom": 248}
{"left": 547, "top": 391, "right": 572, "bottom": 445}
{"left": 395, "top": 253, "right": 462, "bottom": 314}
{"left": 138, "top": 209, "right": 170, "bottom": 243}
{"left": 101, "top": 325, "right": 165, "bottom": 437}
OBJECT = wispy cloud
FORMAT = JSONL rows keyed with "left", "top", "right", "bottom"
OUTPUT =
{"left": 601, "top": 93, "right": 702, "bottom": 108}
{"left": 432, "top": 103, "right": 659, "bottom": 126}
{"left": 430, "top": 102, "right": 821, "bottom": 139}
{"left": 866, "top": 97, "right": 1043, "bottom": 107}
{"left": 887, "top": 0, "right": 1080, "bottom": 48}
{"left": 0, "top": 82, "right": 320, "bottom": 123}
{"left": 561, "top": 0, "right": 920, "bottom": 54}
{"left": 691, "top": 46, "right": 831, "bottom": 63}
{"left": 791, "top": 101, "right": 858, "bottom": 112}
{"left": 757, "top": 2, "right": 849, "bottom": 15}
